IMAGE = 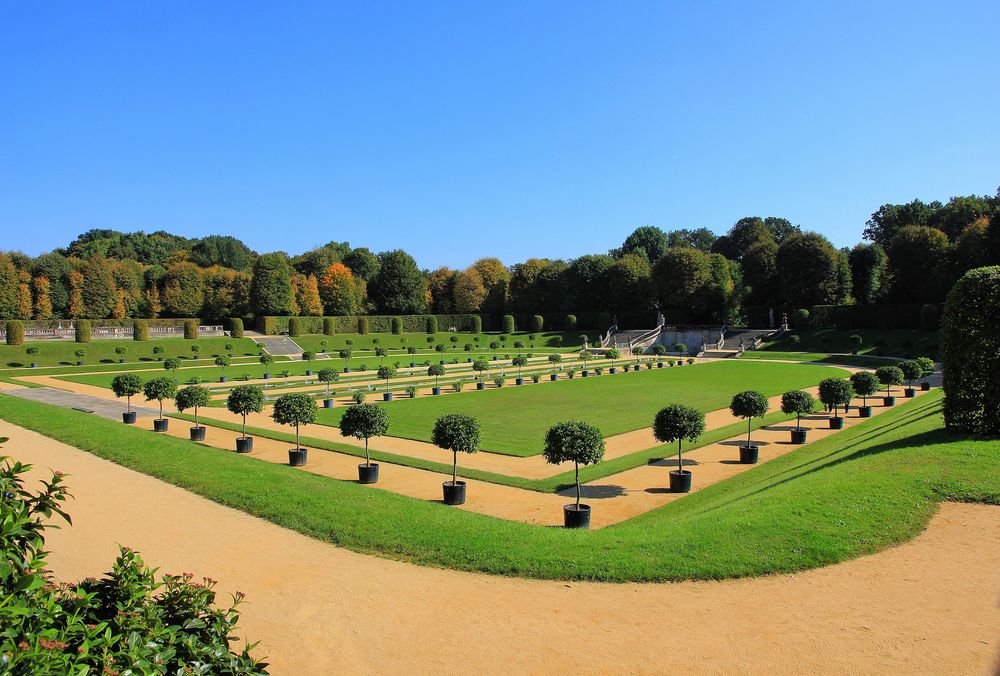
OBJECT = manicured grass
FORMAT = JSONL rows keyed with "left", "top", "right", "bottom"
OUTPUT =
{"left": 2, "top": 390, "right": 995, "bottom": 582}
{"left": 0, "top": 336, "right": 259, "bottom": 368}
{"left": 759, "top": 328, "right": 938, "bottom": 359}
{"left": 315, "top": 360, "right": 846, "bottom": 456}
{"left": 739, "top": 351, "right": 898, "bottom": 368}
{"left": 291, "top": 330, "right": 585, "bottom": 354}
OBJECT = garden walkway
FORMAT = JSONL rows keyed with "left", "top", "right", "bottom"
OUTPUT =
{"left": 6, "top": 421, "right": 998, "bottom": 675}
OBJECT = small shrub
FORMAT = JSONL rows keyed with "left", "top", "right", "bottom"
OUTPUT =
{"left": 531, "top": 315, "right": 544, "bottom": 332}
{"left": 794, "top": 308, "right": 810, "bottom": 328}
{"left": 503, "top": 315, "right": 515, "bottom": 333}
{"left": 183, "top": 319, "right": 198, "bottom": 340}
{"left": 391, "top": 317, "right": 404, "bottom": 334}
{"left": 531, "top": 374, "right": 541, "bottom": 383}
{"left": 564, "top": 314, "right": 577, "bottom": 331}
{"left": 406, "top": 385, "right": 418, "bottom": 398}
{"left": 228, "top": 317, "right": 243, "bottom": 339}
{"left": 351, "top": 391, "right": 366, "bottom": 405}
{"left": 493, "top": 376, "right": 505, "bottom": 388}
{"left": 358, "top": 316, "right": 369, "bottom": 334}
{"left": 452, "top": 381, "right": 464, "bottom": 392}
{"left": 471, "top": 315, "right": 482, "bottom": 334}
{"left": 425, "top": 316, "right": 438, "bottom": 334}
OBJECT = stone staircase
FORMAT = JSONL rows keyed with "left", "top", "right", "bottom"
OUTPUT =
{"left": 253, "top": 336, "right": 303, "bottom": 357}
{"left": 701, "top": 328, "right": 774, "bottom": 358}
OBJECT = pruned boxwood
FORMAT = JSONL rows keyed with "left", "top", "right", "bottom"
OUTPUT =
{"left": 132, "top": 319, "right": 148, "bottom": 341}
{"left": 75, "top": 320, "right": 91, "bottom": 343}
{"left": 183, "top": 319, "right": 198, "bottom": 340}
{"left": 229, "top": 317, "right": 243, "bottom": 339}
{"left": 5, "top": 320, "right": 24, "bottom": 346}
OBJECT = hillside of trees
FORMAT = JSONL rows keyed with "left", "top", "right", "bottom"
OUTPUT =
{"left": 1, "top": 190, "right": 998, "bottom": 326}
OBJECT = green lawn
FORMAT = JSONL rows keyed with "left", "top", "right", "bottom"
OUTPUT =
{"left": 2, "top": 389, "right": 995, "bottom": 582}
{"left": 315, "top": 360, "right": 846, "bottom": 456}
{"left": 739, "top": 351, "right": 898, "bottom": 368}
{"left": 759, "top": 329, "right": 938, "bottom": 359}
{"left": 0, "top": 336, "right": 260, "bottom": 368}
{"left": 291, "top": 330, "right": 588, "bottom": 354}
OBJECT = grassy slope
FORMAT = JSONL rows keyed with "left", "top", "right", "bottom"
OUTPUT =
{"left": 739, "top": 352, "right": 898, "bottom": 367}
{"left": 1, "top": 390, "right": 995, "bottom": 582}
{"left": 292, "top": 330, "right": 587, "bottom": 353}
{"left": 0, "top": 336, "right": 260, "bottom": 368}
{"left": 313, "top": 361, "right": 845, "bottom": 456}
{"left": 758, "top": 328, "right": 938, "bottom": 359}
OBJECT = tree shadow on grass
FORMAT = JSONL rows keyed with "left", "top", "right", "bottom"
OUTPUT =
{"left": 682, "top": 402, "right": 945, "bottom": 518}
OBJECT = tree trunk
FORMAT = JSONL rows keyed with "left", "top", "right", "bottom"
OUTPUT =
{"left": 575, "top": 461, "right": 581, "bottom": 508}
{"left": 295, "top": 423, "right": 300, "bottom": 450}
{"left": 365, "top": 438, "right": 370, "bottom": 465}
{"left": 242, "top": 413, "right": 247, "bottom": 439}
{"left": 747, "top": 418, "right": 752, "bottom": 448}
{"left": 677, "top": 439, "right": 683, "bottom": 472}
{"left": 452, "top": 450, "right": 458, "bottom": 484}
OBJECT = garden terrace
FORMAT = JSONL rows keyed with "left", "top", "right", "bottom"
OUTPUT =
{"left": 0, "top": 336, "right": 261, "bottom": 368}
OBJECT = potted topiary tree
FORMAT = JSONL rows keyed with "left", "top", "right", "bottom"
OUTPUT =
{"left": 876, "top": 365, "right": 904, "bottom": 406}
{"left": 175, "top": 385, "right": 211, "bottom": 441}
{"left": 427, "top": 363, "right": 445, "bottom": 395}
{"left": 899, "top": 360, "right": 922, "bottom": 398}
{"left": 115, "top": 345, "right": 128, "bottom": 364}
{"left": 548, "top": 353, "right": 562, "bottom": 380}
{"left": 111, "top": 372, "right": 143, "bottom": 424}
{"left": 578, "top": 351, "right": 592, "bottom": 377}
{"left": 163, "top": 357, "right": 181, "bottom": 384}
{"left": 607, "top": 347, "right": 620, "bottom": 374}
{"left": 302, "top": 350, "right": 316, "bottom": 376}
{"left": 849, "top": 370, "right": 880, "bottom": 418}
{"left": 215, "top": 354, "right": 231, "bottom": 382}
{"left": 191, "top": 344, "right": 201, "bottom": 359}
{"left": 653, "top": 404, "right": 705, "bottom": 493}
{"left": 472, "top": 358, "right": 489, "bottom": 390}
{"left": 152, "top": 345, "right": 165, "bottom": 361}
{"left": 543, "top": 420, "right": 605, "bottom": 528}
{"left": 74, "top": 348, "right": 86, "bottom": 366}
{"left": 631, "top": 346, "right": 644, "bottom": 369}
{"left": 143, "top": 376, "right": 176, "bottom": 433}
{"left": 916, "top": 356, "right": 935, "bottom": 391}
{"left": 432, "top": 413, "right": 481, "bottom": 505}
{"left": 271, "top": 393, "right": 316, "bottom": 466}
{"left": 781, "top": 390, "right": 815, "bottom": 443}
{"left": 25, "top": 345, "right": 39, "bottom": 368}
{"left": 377, "top": 364, "right": 396, "bottom": 400}
{"left": 259, "top": 353, "right": 274, "bottom": 379}
{"left": 849, "top": 334, "right": 863, "bottom": 355}
{"left": 819, "top": 377, "right": 853, "bottom": 429}
{"left": 339, "top": 402, "right": 390, "bottom": 484}
{"left": 227, "top": 384, "right": 264, "bottom": 452}
{"left": 729, "top": 390, "right": 769, "bottom": 463}
{"left": 673, "top": 342, "right": 687, "bottom": 356}
{"left": 512, "top": 354, "right": 528, "bottom": 384}
{"left": 317, "top": 368, "right": 339, "bottom": 407}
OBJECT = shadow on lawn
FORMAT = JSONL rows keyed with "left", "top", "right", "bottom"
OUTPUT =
{"left": 680, "top": 400, "right": 946, "bottom": 518}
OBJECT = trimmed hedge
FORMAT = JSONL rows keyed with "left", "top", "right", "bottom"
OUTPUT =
{"left": 256, "top": 315, "right": 278, "bottom": 335}
{"left": 531, "top": 315, "right": 544, "bottom": 332}
{"left": 75, "top": 320, "right": 91, "bottom": 343}
{"left": 229, "top": 317, "right": 244, "bottom": 339}
{"left": 183, "top": 319, "right": 199, "bottom": 340}
{"left": 323, "top": 317, "right": 335, "bottom": 336}
{"left": 5, "top": 320, "right": 24, "bottom": 346}
{"left": 256, "top": 314, "right": 483, "bottom": 335}
{"left": 503, "top": 315, "right": 515, "bottom": 333}
{"left": 288, "top": 317, "right": 302, "bottom": 337}
{"left": 744, "top": 303, "right": 944, "bottom": 331}
{"left": 391, "top": 317, "right": 403, "bottom": 334}
{"left": 471, "top": 315, "right": 482, "bottom": 333}
{"left": 425, "top": 316, "right": 438, "bottom": 334}
{"left": 132, "top": 319, "right": 148, "bottom": 341}
{"left": 564, "top": 314, "right": 577, "bottom": 331}
{"left": 357, "top": 317, "right": 369, "bottom": 335}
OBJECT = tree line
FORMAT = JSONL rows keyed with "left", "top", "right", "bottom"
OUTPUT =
{"left": 1, "top": 189, "right": 998, "bottom": 324}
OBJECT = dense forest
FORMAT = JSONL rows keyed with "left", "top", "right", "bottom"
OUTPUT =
{"left": 1, "top": 190, "right": 998, "bottom": 325}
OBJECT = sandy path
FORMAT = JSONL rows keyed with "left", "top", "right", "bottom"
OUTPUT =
{"left": 8, "top": 421, "right": 998, "bottom": 675}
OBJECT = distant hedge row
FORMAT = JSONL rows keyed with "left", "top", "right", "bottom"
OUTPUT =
{"left": 252, "top": 311, "right": 624, "bottom": 335}
{"left": 743, "top": 303, "right": 943, "bottom": 331}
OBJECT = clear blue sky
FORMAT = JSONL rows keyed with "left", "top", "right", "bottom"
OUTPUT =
{"left": 2, "top": 1, "right": 998, "bottom": 268}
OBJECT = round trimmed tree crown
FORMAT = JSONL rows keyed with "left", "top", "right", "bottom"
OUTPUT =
{"left": 876, "top": 365, "right": 904, "bottom": 387}
{"left": 431, "top": 413, "right": 481, "bottom": 454}
{"left": 729, "top": 390, "right": 770, "bottom": 420}
{"left": 143, "top": 377, "right": 176, "bottom": 402}
{"left": 339, "top": 403, "right": 390, "bottom": 441}
{"left": 652, "top": 404, "right": 706, "bottom": 444}
{"left": 818, "top": 378, "right": 854, "bottom": 407}
{"left": 780, "top": 390, "right": 815, "bottom": 416}
{"left": 111, "top": 373, "right": 143, "bottom": 398}
{"left": 226, "top": 385, "right": 265, "bottom": 416}
{"left": 175, "top": 385, "right": 211, "bottom": 412}
{"left": 542, "top": 420, "right": 605, "bottom": 466}
{"left": 317, "top": 368, "right": 339, "bottom": 383}
{"left": 271, "top": 393, "right": 317, "bottom": 427}
{"left": 849, "top": 371, "right": 880, "bottom": 397}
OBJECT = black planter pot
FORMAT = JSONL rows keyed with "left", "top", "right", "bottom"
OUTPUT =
{"left": 288, "top": 448, "right": 307, "bottom": 467}
{"left": 442, "top": 480, "right": 466, "bottom": 505}
{"left": 384, "top": 392, "right": 394, "bottom": 401}
{"left": 904, "top": 388, "right": 916, "bottom": 398}
{"left": 358, "top": 463, "right": 379, "bottom": 484}
{"left": 790, "top": 428, "right": 808, "bottom": 444}
{"left": 219, "top": 375, "right": 227, "bottom": 383}
{"left": 477, "top": 382, "right": 486, "bottom": 390}
{"left": 119, "top": 358, "right": 125, "bottom": 364}
{"left": 669, "top": 469, "right": 692, "bottom": 493}
{"left": 236, "top": 436, "right": 253, "bottom": 453}
{"left": 921, "top": 382, "right": 931, "bottom": 391}
{"left": 858, "top": 405, "right": 873, "bottom": 418}
{"left": 344, "top": 367, "right": 351, "bottom": 373}
{"left": 190, "top": 426, "right": 206, "bottom": 441}
{"left": 76, "top": 361, "right": 83, "bottom": 366}
{"left": 581, "top": 371, "right": 589, "bottom": 378}
{"left": 466, "top": 358, "right": 472, "bottom": 363}
{"left": 263, "top": 373, "right": 271, "bottom": 380}
{"left": 883, "top": 396, "right": 896, "bottom": 407}
{"left": 432, "top": 387, "right": 442, "bottom": 395}
{"left": 550, "top": 374, "right": 558, "bottom": 381}
{"left": 563, "top": 504, "right": 591, "bottom": 529}
{"left": 516, "top": 378, "right": 524, "bottom": 385}
{"left": 623, "top": 365, "right": 630, "bottom": 372}
{"left": 323, "top": 398, "right": 335, "bottom": 408}
{"left": 153, "top": 418, "right": 169, "bottom": 433}
{"left": 829, "top": 416, "right": 845, "bottom": 430}
{"left": 122, "top": 411, "right": 137, "bottom": 424}
{"left": 409, "top": 362, "right": 415, "bottom": 367}
{"left": 740, "top": 445, "right": 759, "bottom": 464}
{"left": 30, "top": 362, "right": 37, "bottom": 368}
{"left": 657, "top": 362, "right": 663, "bottom": 368}
{"left": 305, "top": 370, "right": 313, "bottom": 376}
{"left": 609, "top": 367, "right": 617, "bottom": 374}
{"left": 439, "top": 360, "right": 446, "bottom": 366}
